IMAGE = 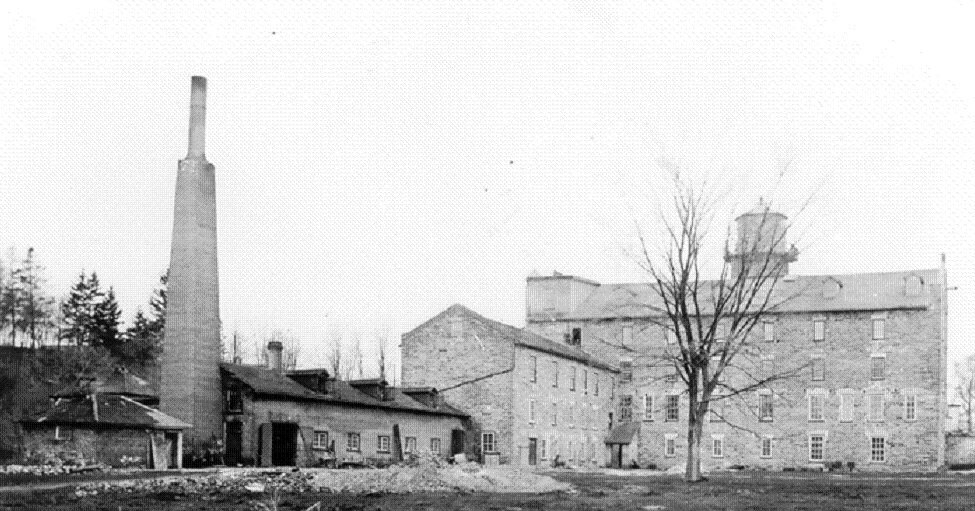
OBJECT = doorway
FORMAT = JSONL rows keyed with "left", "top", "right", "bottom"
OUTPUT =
{"left": 225, "top": 421, "right": 242, "bottom": 466}
{"left": 271, "top": 423, "right": 298, "bottom": 466}
{"left": 165, "top": 432, "right": 180, "bottom": 469}
{"left": 528, "top": 438, "right": 538, "bottom": 466}
{"left": 610, "top": 444, "right": 623, "bottom": 468}
{"left": 451, "top": 429, "right": 465, "bottom": 457}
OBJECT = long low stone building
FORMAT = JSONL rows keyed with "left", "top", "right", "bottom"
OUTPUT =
{"left": 220, "top": 346, "right": 468, "bottom": 467}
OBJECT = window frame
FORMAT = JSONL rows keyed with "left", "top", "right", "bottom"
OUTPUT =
{"left": 312, "top": 430, "right": 330, "bottom": 450}
{"left": 529, "top": 399, "right": 537, "bottom": 424}
{"left": 808, "top": 393, "right": 825, "bottom": 422}
{"left": 622, "top": 322, "right": 634, "bottom": 346}
{"left": 870, "top": 355, "right": 886, "bottom": 381}
{"left": 870, "top": 436, "right": 886, "bottom": 462}
{"left": 868, "top": 393, "right": 885, "bottom": 422}
{"left": 404, "top": 436, "right": 417, "bottom": 454}
{"left": 570, "top": 366, "right": 577, "bottom": 391}
{"left": 905, "top": 393, "right": 917, "bottom": 421}
{"left": 551, "top": 402, "right": 558, "bottom": 426}
{"left": 552, "top": 361, "right": 559, "bottom": 388}
{"left": 711, "top": 436, "right": 724, "bottom": 458}
{"left": 619, "top": 395, "right": 633, "bottom": 423}
{"left": 377, "top": 435, "right": 391, "bottom": 453}
{"left": 813, "top": 319, "right": 826, "bottom": 342}
{"left": 644, "top": 394, "right": 654, "bottom": 421}
{"left": 763, "top": 321, "right": 775, "bottom": 342}
{"left": 665, "top": 436, "right": 677, "bottom": 457}
{"left": 481, "top": 432, "right": 497, "bottom": 454}
{"left": 808, "top": 434, "right": 825, "bottom": 462}
{"left": 759, "top": 392, "right": 774, "bottom": 422}
{"left": 620, "top": 359, "right": 633, "bottom": 383}
{"left": 430, "top": 437, "right": 441, "bottom": 453}
{"left": 839, "top": 392, "right": 854, "bottom": 422}
{"left": 583, "top": 369, "right": 588, "bottom": 394}
{"left": 346, "top": 432, "right": 361, "bottom": 452}
{"left": 540, "top": 438, "right": 547, "bottom": 460}
{"left": 530, "top": 355, "right": 537, "bottom": 383}
{"left": 761, "top": 436, "right": 773, "bottom": 459}
{"left": 811, "top": 356, "right": 825, "bottom": 381}
{"left": 225, "top": 389, "right": 243, "bottom": 413}
{"left": 872, "top": 318, "right": 885, "bottom": 340}
{"left": 665, "top": 394, "right": 680, "bottom": 422}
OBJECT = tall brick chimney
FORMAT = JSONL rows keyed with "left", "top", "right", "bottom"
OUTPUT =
{"left": 267, "top": 341, "right": 283, "bottom": 373}
{"left": 160, "top": 76, "right": 223, "bottom": 459}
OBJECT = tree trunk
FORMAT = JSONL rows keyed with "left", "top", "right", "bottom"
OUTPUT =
{"left": 684, "top": 383, "right": 705, "bottom": 482}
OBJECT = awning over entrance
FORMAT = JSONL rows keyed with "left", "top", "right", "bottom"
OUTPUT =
{"left": 605, "top": 423, "right": 640, "bottom": 445}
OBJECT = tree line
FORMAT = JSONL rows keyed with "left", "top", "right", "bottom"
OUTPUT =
{"left": 0, "top": 246, "right": 167, "bottom": 366}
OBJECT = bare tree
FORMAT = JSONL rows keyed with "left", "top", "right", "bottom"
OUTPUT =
{"left": 633, "top": 171, "right": 809, "bottom": 482}
{"left": 376, "top": 331, "right": 389, "bottom": 382}
{"left": 325, "top": 328, "right": 344, "bottom": 379}
{"left": 346, "top": 331, "right": 364, "bottom": 380}
{"left": 956, "top": 354, "right": 975, "bottom": 434}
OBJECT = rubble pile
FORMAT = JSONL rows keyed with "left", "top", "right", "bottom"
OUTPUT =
{"left": 1, "top": 463, "right": 108, "bottom": 476}
{"left": 74, "top": 470, "right": 316, "bottom": 498}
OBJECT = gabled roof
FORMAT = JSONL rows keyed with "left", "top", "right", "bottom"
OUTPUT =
{"left": 567, "top": 269, "right": 940, "bottom": 320}
{"left": 414, "top": 304, "right": 617, "bottom": 371}
{"left": 220, "top": 363, "right": 467, "bottom": 418}
{"left": 22, "top": 394, "right": 189, "bottom": 430}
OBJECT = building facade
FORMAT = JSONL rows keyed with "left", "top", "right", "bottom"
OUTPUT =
{"left": 524, "top": 208, "right": 948, "bottom": 471}
{"left": 402, "top": 304, "right": 618, "bottom": 466}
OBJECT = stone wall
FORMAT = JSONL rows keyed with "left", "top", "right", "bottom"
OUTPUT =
{"left": 21, "top": 425, "right": 153, "bottom": 467}
{"left": 402, "top": 306, "right": 515, "bottom": 463}
{"left": 229, "top": 398, "right": 463, "bottom": 467}
{"left": 528, "top": 305, "right": 945, "bottom": 471}
{"left": 947, "top": 434, "right": 975, "bottom": 466}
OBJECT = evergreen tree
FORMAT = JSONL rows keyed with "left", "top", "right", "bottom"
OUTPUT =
{"left": 94, "top": 286, "right": 122, "bottom": 352}
{"left": 14, "top": 248, "right": 55, "bottom": 347}
{"left": 60, "top": 272, "right": 95, "bottom": 346}
{"left": 147, "top": 271, "right": 167, "bottom": 338}
{"left": 122, "top": 308, "right": 159, "bottom": 364}
{"left": 1, "top": 248, "right": 21, "bottom": 345}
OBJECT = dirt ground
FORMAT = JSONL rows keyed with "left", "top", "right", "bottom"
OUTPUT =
{"left": 2, "top": 469, "right": 974, "bottom": 511}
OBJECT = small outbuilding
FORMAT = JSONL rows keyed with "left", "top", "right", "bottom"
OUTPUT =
{"left": 20, "top": 392, "right": 189, "bottom": 469}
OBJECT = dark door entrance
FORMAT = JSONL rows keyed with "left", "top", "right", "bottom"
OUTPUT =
{"left": 225, "top": 422, "right": 242, "bottom": 466}
{"left": 271, "top": 423, "right": 298, "bottom": 466}
{"left": 164, "top": 432, "right": 179, "bottom": 468}
{"left": 528, "top": 438, "right": 538, "bottom": 465}
{"left": 450, "top": 429, "right": 465, "bottom": 456}
{"left": 610, "top": 444, "right": 623, "bottom": 468}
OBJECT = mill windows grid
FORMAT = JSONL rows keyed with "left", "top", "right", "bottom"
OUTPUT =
{"left": 619, "top": 395, "right": 633, "bottom": 423}
{"left": 644, "top": 395, "right": 654, "bottom": 421}
{"left": 808, "top": 434, "right": 824, "bottom": 462}
{"left": 666, "top": 395, "right": 680, "bottom": 422}
{"left": 905, "top": 394, "right": 917, "bottom": 421}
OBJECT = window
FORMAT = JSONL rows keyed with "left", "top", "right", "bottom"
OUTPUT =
{"left": 540, "top": 439, "right": 547, "bottom": 460}
{"left": 839, "top": 393, "right": 854, "bottom": 422}
{"left": 869, "top": 394, "right": 884, "bottom": 422}
{"left": 666, "top": 395, "right": 680, "bottom": 422}
{"left": 808, "top": 394, "right": 825, "bottom": 421}
{"left": 872, "top": 318, "right": 885, "bottom": 340}
{"left": 759, "top": 393, "right": 774, "bottom": 421}
{"left": 404, "top": 437, "right": 417, "bottom": 454}
{"left": 529, "top": 399, "right": 537, "bottom": 424}
{"left": 665, "top": 436, "right": 677, "bottom": 457}
{"left": 813, "top": 320, "right": 825, "bottom": 342}
{"left": 377, "top": 435, "right": 391, "bottom": 453}
{"left": 568, "top": 404, "right": 575, "bottom": 428}
{"left": 871, "top": 436, "right": 886, "bottom": 462}
{"left": 712, "top": 436, "right": 724, "bottom": 458}
{"left": 611, "top": 377, "right": 616, "bottom": 399}
{"left": 808, "top": 434, "right": 824, "bottom": 462}
{"left": 430, "top": 438, "right": 441, "bottom": 453}
{"left": 761, "top": 437, "right": 772, "bottom": 458}
{"left": 622, "top": 323, "right": 634, "bottom": 346}
{"left": 666, "top": 328, "right": 677, "bottom": 345}
{"left": 620, "top": 360, "right": 633, "bottom": 383}
{"left": 481, "top": 432, "right": 496, "bottom": 454}
{"left": 552, "top": 402, "right": 558, "bottom": 426}
{"left": 644, "top": 395, "right": 654, "bottom": 421}
{"left": 594, "top": 375, "right": 599, "bottom": 396}
{"left": 346, "top": 433, "right": 361, "bottom": 452}
{"left": 619, "top": 395, "right": 633, "bottom": 423}
{"left": 553, "top": 362, "right": 559, "bottom": 387}
{"left": 567, "top": 441, "right": 574, "bottom": 461}
{"left": 226, "top": 390, "right": 243, "bottom": 412}
{"left": 665, "top": 371, "right": 678, "bottom": 384}
{"left": 530, "top": 356, "right": 537, "bottom": 383}
{"left": 709, "top": 399, "right": 725, "bottom": 422}
{"left": 763, "top": 321, "right": 775, "bottom": 342}
{"left": 571, "top": 328, "right": 582, "bottom": 346}
{"left": 313, "top": 430, "right": 329, "bottom": 450}
{"left": 811, "top": 357, "right": 825, "bottom": 381}
{"left": 583, "top": 370, "right": 588, "bottom": 394}
{"left": 905, "top": 394, "right": 917, "bottom": 421}
{"left": 570, "top": 366, "right": 577, "bottom": 391}
{"left": 871, "top": 355, "right": 886, "bottom": 380}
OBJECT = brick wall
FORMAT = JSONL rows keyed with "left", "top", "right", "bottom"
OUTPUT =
{"left": 22, "top": 426, "right": 152, "bottom": 467}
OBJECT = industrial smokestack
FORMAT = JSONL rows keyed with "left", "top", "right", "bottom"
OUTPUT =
{"left": 187, "top": 76, "right": 207, "bottom": 159}
{"left": 267, "top": 341, "right": 284, "bottom": 373}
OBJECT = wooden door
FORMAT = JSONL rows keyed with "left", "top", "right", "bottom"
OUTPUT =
{"left": 225, "top": 421, "right": 242, "bottom": 466}
{"left": 528, "top": 438, "right": 538, "bottom": 466}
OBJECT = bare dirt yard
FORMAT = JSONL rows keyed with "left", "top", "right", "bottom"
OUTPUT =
{"left": 2, "top": 467, "right": 974, "bottom": 511}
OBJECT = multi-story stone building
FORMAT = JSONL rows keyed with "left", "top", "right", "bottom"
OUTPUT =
{"left": 524, "top": 205, "right": 948, "bottom": 471}
{"left": 402, "top": 304, "right": 618, "bottom": 466}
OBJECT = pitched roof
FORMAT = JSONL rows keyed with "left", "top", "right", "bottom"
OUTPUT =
{"left": 23, "top": 394, "right": 189, "bottom": 429}
{"left": 220, "top": 363, "right": 467, "bottom": 418}
{"left": 53, "top": 367, "right": 158, "bottom": 400}
{"left": 568, "top": 269, "right": 941, "bottom": 320}
{"left": 605, "top": 422, "right": 641, "bottom": 444}
{"left": 433, "top": 304, "right": 617, "bottom": 371}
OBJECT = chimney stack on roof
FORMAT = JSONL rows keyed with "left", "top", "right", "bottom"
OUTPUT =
{"left": 267, "top": 341, "right": 284, "bottom": 373}
{"left": 186, "top": 76, "right": 207, "bottom": 159}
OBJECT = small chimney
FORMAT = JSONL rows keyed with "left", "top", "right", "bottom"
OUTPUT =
{"left": 186, "top": 76, "right": 207, "bottom": 159}
{"left": 267, "top": 341, "right": 283, "bottom": 372}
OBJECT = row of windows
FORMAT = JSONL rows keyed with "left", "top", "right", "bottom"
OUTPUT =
{"left": 531, "top": 436, "right": 599, "bottom": 462}
{"left": 319, "top": 432, "right": 441, "bottom": 454}
{"left": 616, "top": 317, "right": 891, "bottom": 348}
{"left": 666, "top": 434, "right": 889, "bottom": 463}
{"left": 529, "top": 356, "right": 611, "bottom": 397}
{"left": 806, "top": 354, "right": 889, "bottom": 381}
{"left": 529, "top": 399, "right": 606, "bottom": 429}
{"left": 619, "top": 391, "right": 919, "bottom": 424}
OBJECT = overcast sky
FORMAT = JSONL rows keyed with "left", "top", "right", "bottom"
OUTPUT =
{"left": 3, "top": 1, "right": 973, "bottom": 379}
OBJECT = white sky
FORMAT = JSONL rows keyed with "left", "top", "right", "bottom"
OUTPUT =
{"left": 2, "top": 1, "right": 974, "bottom": 380}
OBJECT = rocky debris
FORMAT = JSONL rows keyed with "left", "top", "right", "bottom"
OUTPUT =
{"left": 72, "top": 459, "right": 572, "bottom": 498}
{"left": 1, "top": 463, "right": 108, "bottom": 476}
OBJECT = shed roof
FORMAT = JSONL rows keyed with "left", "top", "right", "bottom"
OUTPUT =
{"left": 23, "top": 394, "right": 189, "bottom": 430}
{"left": 605, "top": 422, "right": 641, "bottom": 444}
